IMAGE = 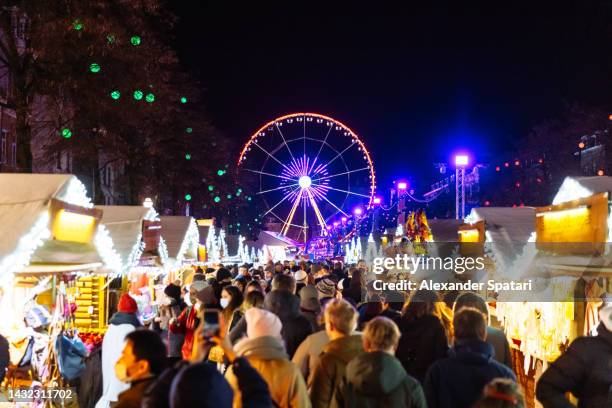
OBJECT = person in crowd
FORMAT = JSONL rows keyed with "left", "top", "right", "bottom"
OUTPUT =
{"left": 474, "top": 378, "right": 525, "bottom": 408}
{"left": 169, "top": 281, "right": 208, "bottom": 360}
{"left": 245, "top": 279, "right": 263, "bottom": 294}
{"left": 536, "top": 303, "right": 612, "bottom": 407}
{"left": 332, "top": 262, "right": 346, "bottom": 282}
{"left": 332, "top": 316, "right": 426, "bottom": 408}
{"left": 244, "top": 290, "right": 265, "bottom": 310}
{"left": 294, "top": 269, "right": 308, "bottom": 293}
{"left": 423, "top": 307, "right": 516, "bottom": 408}
{"left": 170, "top": 362, "right": 233, "bottom": 408}
{"left": 453, "top": 292, "right": 513, "bottom": 369}
{"left": 232, "top": 276, "right": 248, "bottom": 294}
{"left": 264, "top": 274, "right": 314, "bottom": 357}
{"left": 114, "top": 330, "right": 167, "bottom": 408}
{"left": 96, "top": 293, "right": 141, "bottom": 408}
{"left": 299, "top": 285, "right": 322, "bottom": 331}
{"left": 213, "top": 268, "right": 233, "bottom": 302}
{"left": 221, "top": 285, "right": 244, "bottom": 331}
{"left": 316, "top": 277, "right": 336, "bottom": 308}
{"left": 359, "top": 293, "right": 384, "bottom": 327}
{"left": 0, "top": 333, "right": 9, "bottom": 384}
{"left": 311, "top": 299, "right": 363, "bottom": 408}
{"left": 380, "top": 291, "right": 404, "bottom": 322}
{"left": 292, "top": 327, "right": 330, "bottom": 390}
{"left": 395, "top": 290, "right": 448, "bottom": 383}
{"left": 225, "top": 308, "right": 310, "bottom": 408}
{"left": 342, "top": 268, "right": 364, "bottom": 305}
{"left": 433, "top": 299, "right": 454, "bottom": 343}
{"left": 153, "top": 283, "right": 185, "bottom": 362}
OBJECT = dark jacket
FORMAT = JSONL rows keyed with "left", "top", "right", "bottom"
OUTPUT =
{"left": 395, "top": 314, "right": 448, "bottom": 383}
{"left": 115, "top": 377, "right": 156, "bottom": 408}
{"left": 486, "top": 326, "right": 513, "bottom": 369}
{"left": 332, "top": 351, "right": 427, "bottom": 408}
{"left": 264, "top": 290, "right": 314, "bottom": 358}
{"left": 230, "top": 357, "right": 274, "bottom": 408}
{"left": 311, "top": 334, "right": 364, "bottom": 408}
{"left": 142, "top": 360, "right": 189, "bottom": 408}
{"left": 423, "top": 339, "right": 516, "bottom": 408}
{"left": 536, "top": 323, "right": 612, "bottom": 408}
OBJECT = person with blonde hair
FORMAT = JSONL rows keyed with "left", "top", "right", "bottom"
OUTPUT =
{"left": 332, "top": 316, "right": 426, "bottom": 408}
{"left": 310, "top": 299, "right": 363, "bottom": 408}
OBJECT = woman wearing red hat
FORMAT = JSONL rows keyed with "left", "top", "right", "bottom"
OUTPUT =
{"left": 96, "top": 293, "right": 141, "bottom": 408}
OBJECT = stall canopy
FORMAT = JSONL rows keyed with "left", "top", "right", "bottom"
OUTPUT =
{"left": 0, "top": 174, "right": 122, "bottom": 280}
{"left": 96, "top": 205, "right": 162, "bottom": 273}
{"left": 553, "top": 176, "right": 612, "bottom": 205}
{"left": 248, "top": 230, "right": 301, "bottom": 249}
{"left": 160, "top": 216, "right": 199, "bottom": 268}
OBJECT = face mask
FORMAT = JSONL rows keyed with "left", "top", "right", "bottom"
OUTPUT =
{"left": 220, "top": 298, "right": 230, "bottom": 309}
{"left": 114, "top": 361, "right": 131, "bottom": 383}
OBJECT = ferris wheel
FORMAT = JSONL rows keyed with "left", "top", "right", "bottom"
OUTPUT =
{"left": 237, "top": 113, "right": 376, "bottom": 242}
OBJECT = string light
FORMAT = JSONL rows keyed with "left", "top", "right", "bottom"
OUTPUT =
{"left": 89, "top": 63, "right": 101, "bottom": 73}
{"left": 186, "top": 127, "right": 193, "bottom": 133}
{"left": 180, "top": 96, "right": 187, "bottom": 104}
{"left": 145, "top": 93, "right": 155, "bottom": 103}
{"left": 133, "top": 90, "right": 143, "bottom": 100}
{"left": 110, "top": 90, "right": 120, "bottom": 100}
{"left": 72, "top": 20, "right": 83, "bottom": 30}
{"left": 130, "top": 36, "right": 141, "bottom": 46}
{"left": 61, "top": 128, "right": 72, "bottom": 139}
{"left": 185, "top": 194, "right": 192, "bottom": 201}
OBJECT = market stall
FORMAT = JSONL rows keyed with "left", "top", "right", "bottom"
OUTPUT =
{"left": 159, "top": 215, "right": 199, "bottom": 283}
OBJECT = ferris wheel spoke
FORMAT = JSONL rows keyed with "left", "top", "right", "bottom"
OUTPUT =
{"left": 321, "top": 142, "right": 356, "bottom": 168}
{"left": 257, "top": 183, "right": 299, "bottom": 195}
{"left": 319, "top": 193, "right": 349, "bottom": 217}
{"left": 324, "top": 186, "right": 372, "bottom": 198}
{"left": 262, "top": 186, "right": 300, "bottom": 217}
{"left": 310, "top": 124, "right": 333, "bottom": 173}
{"left": 311, "top": 166, "right": 371, "bottom": 183}
{"left": 243, "top": 168, "right": 293, "bottom": 181}
{"left": 252, "top": 142, "right": 290, "bottom": 171}
{"left": 275, "top": 123, "right": 296, "bottom": 162}
{"left": 303, "top": 114, "right": 307, "bottom": 158}
{"left": 306, "top": 189, "right": 328, "bottom": 232}
{"left": 281, "top": 190, "right": 303, "bottom": 236}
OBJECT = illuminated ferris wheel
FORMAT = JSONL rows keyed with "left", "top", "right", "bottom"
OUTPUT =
{"left": 237, "top": 113, "right": 376, "bottom": 242}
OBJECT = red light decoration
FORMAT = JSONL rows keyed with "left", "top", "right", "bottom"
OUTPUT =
{"left": 519, "top": 203, "right": 524, "bottom": 207}
{"left": 512, "top": 204, "right": 517, "bottom": 208}
{"left": 578, "top": 142, "right": 585, "bottom": 149}
{"left": 484, "top": 200, "right": 491, "bottom": 206}
{"left": 538, "top": 158, "right": 544, "bottom": 164}
{"left": 495, "top": 166, "right": 500, "bottom": 172}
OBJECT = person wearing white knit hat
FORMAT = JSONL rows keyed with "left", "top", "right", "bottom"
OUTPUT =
{"left": 226, "top": 308, "right": 309, "bottom": 408}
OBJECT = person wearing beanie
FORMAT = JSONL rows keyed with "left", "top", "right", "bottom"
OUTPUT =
{"left": 96, "top": 294, "right": 141, "bottom": 408}
{"left": 225, "top": 308, "right": 310, "bottom": 408}
{"left": 294, "top": 270, "right": 308, "bottom": 294}
{"left": 536, "top": 303, "right": 612, "bottom": 407}
{"left": 169, "top": 281, "right": 208, "bottom": 360}
{"left": 316, "top": 278, "right": 336, "bottom": 301}
{"left": 298, "top": 285, "right": 321, "bottom": 331}
{"left": 153, "top": 284, "right": 186, "bottom": 361}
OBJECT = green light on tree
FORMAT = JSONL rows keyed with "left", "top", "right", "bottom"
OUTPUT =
{"left": 89, "top": 63, "right": 101, "bottom": 73}
{"left": 185, "top": 194, "right": 192, "bottom": 201}
{"left": 217, "top": 169, "right": 224, "bottom": 176}
{"left": 72, "top": 20, "right": 83, "bottom": 31}
{"left": 185, "top": 153, "right": 191, "bottom": 160}
{"left": 227, "top": 194, "right": 232, "bottom": 199}
{"left": 214, "top": 196, "right": 221, "bottom": 203}
{"left": 130, "top": 36, "right": 141, "bottom": 46}
{"left": 107, "top": 34, "right": 115, "bottom": 44}
{"left": 247, "top": 197, "right": 252, "bottom": 201}
{"left": 180, "top": 96, "right": 187, "bottom": 104}
{"left": 61, "top": 128, "right": 72, "bottom": 139}
{"left": 133, "top": 90, "right": 143, "bottom": 100}
{"left": 185, "top": 127, "right": 193, "bottom": 133}
{"left": 145, "top": 93, "right": 155, "bottom": 103}
{"left": 208, "top": 185, "right": 214, "bottom": 191}
{"left": 110, "top": 90, "right": 120, "bottom": 100}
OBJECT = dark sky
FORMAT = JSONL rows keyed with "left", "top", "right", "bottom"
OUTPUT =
{"left": 170, "top": 2, "right": 612, "bottom": 190}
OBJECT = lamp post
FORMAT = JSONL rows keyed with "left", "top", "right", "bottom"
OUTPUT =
{"left": 455, "top": 155, "right": 468, "bottom": 220}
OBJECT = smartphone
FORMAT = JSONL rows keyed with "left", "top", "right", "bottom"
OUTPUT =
{"left": 202, "top": 309, "right": 221, "bottom": 339}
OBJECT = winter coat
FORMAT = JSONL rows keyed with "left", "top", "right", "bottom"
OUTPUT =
{"left": 157, "top": 301, "right": 184, "bottom": 358}
{"left": 423, "top": 339, "right": 516, "bottom": 408}
{"left": 226, "top": 335, "right": 311, "bottom": 408}
{"left": 169, "top": 305, "right": 199, "bottom": 360}
{"left": 486, "top": 326, "right": 513, "bottom": 369}
{"left": 310, "top": 334, "right": 364, "bottom": 408}
{"left": 536, "top": 323, "right": 612, "bottom": 408}
{"left": 115, "top": 377, "right": 156, "bottom": 408}
{"left": 95, "top": 312, "right": 140, "bottom": 408}
{"left": 228, "top": 357, "right": 275, "bottom": 408}
{"left": 331, "top": 351, "right": 427, "bottom": 408}
{"left": 292, "top": 330, "right": 330, "bottom": 389}
{"left": 395, "top": 314, "right": 448, "bottom": 383}
{"left": 264, "top": 290, "right": 314, "bottom": 358}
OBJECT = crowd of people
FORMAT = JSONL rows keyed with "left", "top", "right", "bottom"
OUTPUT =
{"left": 2, "top": 260, "right": 607, "bottom": 407}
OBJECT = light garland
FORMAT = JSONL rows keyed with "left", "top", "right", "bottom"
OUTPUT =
{"left": 94, "top": 224, "right": 123, "bottom": 274}
{"left": 174, "top": 219, "right": 199, "bottom": 267}
{"left": 158, "top": 236, "right": 169, "bottom": 267}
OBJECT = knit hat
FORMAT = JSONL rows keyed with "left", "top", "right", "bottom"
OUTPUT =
{"left": 190, "top": 280, "right": 208, "bottom": 292}
{"left": 118, "top": 293, "right": 138, "bottom": 314}
{"left": 164, "top": 284, "right": 182, "bottom": 303}
{"left": 216, "top": 268, "right": 232, "bottom": 282}
{"left": 245, "top": 308, "right": 282, "bottom": 340}
{"left": 293, "top": 270, "right": 308, "bottom": 284}
{"left": 600, "top": 304, "right": 612, "bottom": 331}
{"left": 299, "top": 285, "right": 321, "bottom": 313}
{"left": 316, "top": 278, "right": 336, "bottom": 300}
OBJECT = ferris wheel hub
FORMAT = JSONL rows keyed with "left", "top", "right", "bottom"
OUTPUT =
{"left": 298, "top": 175, "right": 312, "bottom": 189}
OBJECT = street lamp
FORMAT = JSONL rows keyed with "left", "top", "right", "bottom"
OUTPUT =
{"left": 454, "top": 154, "right": 469, "bottom": 220}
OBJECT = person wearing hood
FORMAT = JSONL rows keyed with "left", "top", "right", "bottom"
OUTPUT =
{"left": 264, "top": 274, "right": 314, "bottom": 358}
{"left": 536, "top": 302, "right": 612, "bottom": 408}
{"left": 96, "top": 294, "right": 142, "bottom": 408}
{"left": 331, "top": 316, "right": 426, "bottom": 408}
{"left": 169, "top": 281, "right": 210, "bottom": 360}
{"left": 225, "top": 308, "right": 310, "bottom": 408}
{"left": 299, "top": 284, "right": 322, "bottom": 331}
{"left": 423, "top": 307, "right": 515, "bottom": 408}
{"left": 310, "top": 299, "right": 363, "bottom": 408}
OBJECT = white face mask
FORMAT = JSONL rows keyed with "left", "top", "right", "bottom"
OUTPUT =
{"left": 220, "top": 298, "right": 230, "bottom": 309}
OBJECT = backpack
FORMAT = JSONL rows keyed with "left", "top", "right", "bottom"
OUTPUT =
{"left": 55, "top": 334, "right": 88, "bottom": 381}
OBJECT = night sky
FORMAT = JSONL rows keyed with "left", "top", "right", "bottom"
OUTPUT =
{"left": 170, "top": 2, "right": 612, "bottom": 191}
